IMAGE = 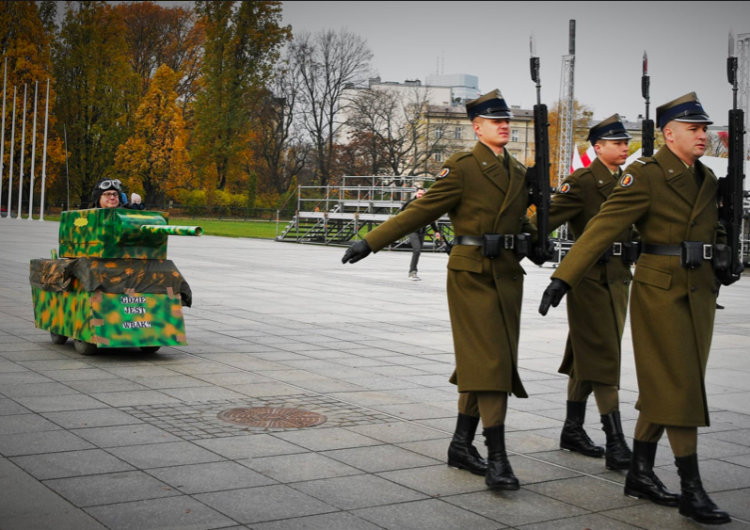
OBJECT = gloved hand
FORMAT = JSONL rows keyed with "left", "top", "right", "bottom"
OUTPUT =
{"left": 716, "top": 260, "right": 744, "bottom": 286}
{"left": 130, "top": 193, "right": 142, "bottom": 204}
{"left": 528, "top": 240, "right": 555, "bottom": 266}
{"left": 539, "top": 278, "right": 570, "bottom": 316}
{"left": 342, "top": 239, "right": 372, "bottom": 264}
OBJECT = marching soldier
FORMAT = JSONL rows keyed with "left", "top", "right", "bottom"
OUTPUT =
{"left": 539, "top": 93, "right": 743, "bottom": 525}
{"left": 531, "top": 115, "right": 634, "bottom": 470}
{"left": 343, "top": 90, "right": 547, "bottom": 490}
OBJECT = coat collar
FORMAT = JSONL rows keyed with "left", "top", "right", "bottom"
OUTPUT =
{"left": 655, "top": 146, "right": 698, "bottom": 206}
{"left": 589, "top": 157, "right": 618, "bottom": 197}
{"left": 472, "top": 141, "right": 507, "bottom": 193}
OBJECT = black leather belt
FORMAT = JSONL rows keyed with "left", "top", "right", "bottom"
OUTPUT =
{"left": 643, "top": 243, "right": 713, "bottom": 259}
{"left": 455, "top": 234, "right": 517, "bottom": 250}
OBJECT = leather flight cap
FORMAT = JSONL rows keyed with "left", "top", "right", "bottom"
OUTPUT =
{"left": 656, "top": 92, "right": 713, "bottom": 129}
{"left": 466, "top": 89, "right": 514, "bottom": 120}
{"left": 587, "top": 114, "right": 632, "bottom": 144}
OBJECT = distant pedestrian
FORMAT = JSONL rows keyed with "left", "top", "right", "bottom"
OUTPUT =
{"left": 402, "top": 187, "right": 440, "bottom": 281}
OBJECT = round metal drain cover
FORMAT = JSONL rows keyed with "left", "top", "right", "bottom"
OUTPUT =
{"left": 217, "top": 407, "right": 327, "bottom": 429}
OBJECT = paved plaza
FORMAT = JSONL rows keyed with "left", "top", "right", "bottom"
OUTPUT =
{"left": 1, "top": 220, "right": 749, "bottom": 530}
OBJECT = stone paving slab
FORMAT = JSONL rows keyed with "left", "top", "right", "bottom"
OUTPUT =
{"left": 1, "top": 222, "right": 750, "bottom": 529}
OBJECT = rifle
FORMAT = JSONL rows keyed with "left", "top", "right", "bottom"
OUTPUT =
{"left": 718, "top": 30, "right": 746, "bottom": 278}
{"left": 641, "top": 51, "right": 655, "bottom": 157}
{"left": 527, "top": 35, "right": 550, "bottom": 255}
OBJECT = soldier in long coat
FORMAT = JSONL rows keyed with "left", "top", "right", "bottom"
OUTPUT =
{"left": 531, "top": 115, "right": 634, "bottom": 470}
{"left": 539, "top": 93, "right": 742, "bottom": 524}
{"left": 343, "top": 90, "right": 545, "bottom": 490}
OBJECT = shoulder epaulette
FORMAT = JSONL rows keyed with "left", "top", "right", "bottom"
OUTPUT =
{"left": 635, "top": 157, "right": 655, "bottom": 165}
{"left": 446, "top": 152, "right": 471, "bottom": 164}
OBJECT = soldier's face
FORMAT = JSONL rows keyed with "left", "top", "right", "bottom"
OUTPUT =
{"left": 664, "top": 121, "right": 708, "bottom": 163}
{"left": 595, "top": 140, "right": 629, "bottom": 167}
{"left": 473, "top": 118, "right": 510, "bottom": 150}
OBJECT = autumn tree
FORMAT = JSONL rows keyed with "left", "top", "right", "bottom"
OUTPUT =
{"left": 288, "top": 29, "right": 373, "bottom": 186}
{"left": 192, "top": 1, "right": 291, "bottom": 191}
{"left": 115, "top": 64, "right": 191, "bottom": 208}
{"left": 0, "top": 1, "right": 64, "bottom": 207}
{"left": 54, "top": 1, "right": 140, "bottom": 204}
{"left": 115, "top": 1, "right": 204, "bottom": 106}
{"left": 344, "top": 87, "right": 458, "bottom": 177}
{"left": 251, "top": 64, "right": 310, "bottom": 195}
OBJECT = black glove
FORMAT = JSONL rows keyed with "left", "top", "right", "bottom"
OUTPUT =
{"left": 342, "top": 239, "right": 372, "bottom": 264}
{"left": 539, "top": 278, "right": 570, "bottom": 316}
{"left": 716, "top": 260, "right": 744, "bottom": 287}
{"left": 528, "top": 240, "right": 555, "bottom": 266}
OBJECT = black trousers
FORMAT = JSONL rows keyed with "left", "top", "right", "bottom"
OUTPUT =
{"left": 409, "top": 232, "right": 425, "bottom": 273}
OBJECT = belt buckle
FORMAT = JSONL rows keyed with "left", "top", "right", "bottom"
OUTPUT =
{"left": 504, "top": 234, "right": 514, "bottom": 250}
{"left": 703, "top": 244, "right": 713, "bottom": 260}
{"left": 612, "top": 242, "right": 623, "bottom": 256}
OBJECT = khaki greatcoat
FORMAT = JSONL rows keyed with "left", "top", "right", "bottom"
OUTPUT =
{"left": 552, "top": 146, "right": 724, "bottom": 426}
{"left": 532, "top": 157, "right": 633, "bottom": 386}
{"left": 365, "top": 142, "right": 535, "bottom": 397}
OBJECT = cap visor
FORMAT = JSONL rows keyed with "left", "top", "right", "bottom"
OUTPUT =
{"left": 599, "top": 132, "right": 632, "bottom": 140}
{"left": 674, "top": 115, "right": 713, "bottom": 125}
{"left": 478, "top": 111, "right": 513, "bottom": 119}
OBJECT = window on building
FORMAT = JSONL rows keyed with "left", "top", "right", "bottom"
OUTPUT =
{"left": 511, "top": 129, "right": 519, "bottom": 142}
{"left": 434, "top": 128, "right": 443, "bottom": 139}
{"left": 434, "top": 151, "right": 443, "bottom": 162}
{"left": 511, "top": 152, "right": 519, "bottom": 159}
{"left": 454, "top": 127, "right": 462, "bottom": 140}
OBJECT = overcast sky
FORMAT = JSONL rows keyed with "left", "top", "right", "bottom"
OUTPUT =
{"left": 281, "top": 1, "right": 749, "bottom": 127}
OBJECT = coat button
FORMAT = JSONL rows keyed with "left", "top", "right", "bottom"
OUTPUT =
{"left": 690, "top": 287, "right": 696, "bottom": 292}
{"left": 691, "top": 221, "right": 697, "bottom": 227}
{"left": 623, "top": 280, "right": 628, "bottom": 285}
{"left": 495, "top": 275, "right": 501, "bottom": 280}
{"left": 512, "top": 276, "right": 518, "bottom": 281}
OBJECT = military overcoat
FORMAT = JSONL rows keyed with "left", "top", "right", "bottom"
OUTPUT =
{"left": 365, "top": 142, "right": 535, "bottom": 397}
{"left": 552, "top": 146, "right": 724, "bottom": 426}
{"left": 532, "top": 157, "right": 633, "bottom": 386}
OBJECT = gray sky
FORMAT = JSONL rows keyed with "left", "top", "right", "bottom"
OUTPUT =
{"left": 281, "top": 1, "right": 750, "bottom": 127}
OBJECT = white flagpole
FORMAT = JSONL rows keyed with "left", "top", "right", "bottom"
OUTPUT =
{"left": 0, "top": 58, "right": 6, "bottom": 220}
{"left": 7, "top": 86, "right": 16, "bottom": 218}
{"left": 39, "top": 78, "right": 49, "bottom": 221}
{"left": 17, "top": 83, "right": 27, "bottom": 220}
{"left": 28, "top": 80, "right": 38, "bottom": 220}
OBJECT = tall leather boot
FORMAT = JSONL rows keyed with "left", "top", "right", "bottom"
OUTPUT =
{"left": 601, "top": 411, "right": 632, "bottom": 470}
{"left": 560, "top": 400, "right": 604, "bottom": 457}
{"left": 675, "top": 454, "right": 731, "bottom": 525}
{"left": 483, "top": 424, "right": 519, "bottom": 490}
{"left": 624, "top": 440, "right": 680, "bottom": 506}
{"left": 447, "top": 413, "right": 487, "bottom": 476}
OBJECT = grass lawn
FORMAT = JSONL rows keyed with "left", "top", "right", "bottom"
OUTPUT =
{"left": 33, "top": 214, "right": 288, "bottom": 239}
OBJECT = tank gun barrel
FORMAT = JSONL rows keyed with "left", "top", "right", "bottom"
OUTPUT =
{"left": 139, "top": 225, "right": 203, "bottom": 237}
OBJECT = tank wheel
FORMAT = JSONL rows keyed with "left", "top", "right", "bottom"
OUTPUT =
{"left": 74, "top": 339, "right": 98, "bottom": 356}
{"left": 50, "top": 332, "right": 68, "bottom": 345}
{"left": 139, "top": 346, "right": 161, "bottom": 354}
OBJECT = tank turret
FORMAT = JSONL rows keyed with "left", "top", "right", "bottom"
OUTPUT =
{"left": 59, "top": 208, "right": 202, "bottom": 259}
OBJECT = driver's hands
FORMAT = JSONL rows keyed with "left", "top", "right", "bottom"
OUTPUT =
{"left": 539, "top": 278, "right": 570, "bottom": 316}
{"left": 342, "top": 239, "right": 372, "bottom": 264}
{"left": 130, "top": 193, "right": 142, "bottom": 204}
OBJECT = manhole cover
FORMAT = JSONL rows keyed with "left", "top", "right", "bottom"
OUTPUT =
{"left": 217, "top": 407, "right": 327, "bottom": 429}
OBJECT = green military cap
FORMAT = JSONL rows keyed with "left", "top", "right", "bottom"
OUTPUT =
{"left": 656, "top": 92, "right": 713, "bottom": 129}
{"left": 466, "top": 89, "right": 513, "bottom": 120}
{"left": 587, "top": 114, "right": 632, "bottom": 144}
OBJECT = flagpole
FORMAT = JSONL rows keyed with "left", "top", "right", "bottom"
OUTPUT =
{"left": 39, "top": 78, "right": 49, "bottom": 221}
{"left": 28, "top": 80, "right": 38, "bottom": 220}
{"left": 17, "top": 83, "right": 27, "bottom": 220}
{"left": 0, "top": 58, "right": 6, "bottom": 220}
{"left": 7, "top": 86, "right": 16, "bottom": 218}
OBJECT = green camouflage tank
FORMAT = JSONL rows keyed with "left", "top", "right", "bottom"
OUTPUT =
{"left": 31, "top": 209, "right": 200, "bottom": 353}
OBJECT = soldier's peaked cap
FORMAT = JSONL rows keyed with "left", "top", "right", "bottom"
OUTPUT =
{"left": 656, "top": 92, "right": 713, "bottom": 129}
{"left": 466, "top": 89, "right": 513, "bottom": 120}
{"left": 587, "top": 114, "right": 632, "bottom": 144}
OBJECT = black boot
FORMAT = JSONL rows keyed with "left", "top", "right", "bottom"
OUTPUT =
{"left": 601, "top": 411, "right": 632, "bottom": 470}
{"left": 675, "top": 454, "right": 731, "bottom": 525}
{"left": 624, "top": 440, "right": 680, "bottom": 506}
{"left": 483, "top": 424, "right": 519, "bottom": 490}
{"left": 560, "top": 401, "right": 604, "bottom": 457}
{"left": 447, "top": 413, "right": 488, "bottom": 476}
